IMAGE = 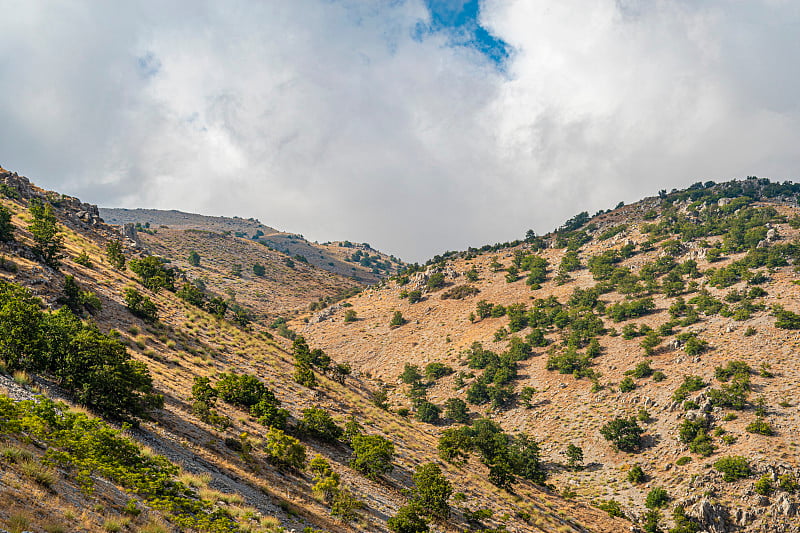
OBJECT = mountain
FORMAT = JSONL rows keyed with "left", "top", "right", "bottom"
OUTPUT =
{"left": 296, "top": 178, "right": 800, "bottom": 532}
{"left": 100, "top": 207, "right": 404, "bottom": 284}
{"left": 0, "top": 166, "right": 626, "bottom": 532}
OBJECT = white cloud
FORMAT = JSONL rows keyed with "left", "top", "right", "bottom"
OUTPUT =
{"left": 1, "top": 0, "right": 799, "bottom": 262}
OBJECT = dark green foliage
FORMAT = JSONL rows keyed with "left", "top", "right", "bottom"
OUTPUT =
{"left": 28, "top": 198, "right": 64, "bottom": 267}
{"left": 565, "top": 444, "right": 583, "bottom": 469}
{"left": 708, "top": 377, "right": 750, "bottom": 410}
{"left": 773, "top": 305, "right": 800, "bottom": 329}
{"left": 59, "top": 275, "right": 101, "bottom": 315}
{"left": 425, "top": 362, "right": 454, "bottom": 380}
{"left": 443, "top": 398, "right": 469, "bottom": 423}
{"left": 344, "top": 309, "right": 357, "bottom": 322}
{"left": 426, "top": 272, "right": 445, "bottom": 290}
{"left": 627, "top": 360, "right": 654, "bottom": 379}
{"left": 645, "top": 487, "right": 670, "bottom": 509}
{"left": 600, "top": 417, "right": 644, "bottom": 452}
{"left": 643, "top": 509, "right": 662, "bottom": 533}
{"left": 754, "top": 474, "right": 773, "bottom": 496}
{"left": 292, "top": 336, "right": 317, "bottom": 388}
{"left": 73, "top": 250, "right": 92, "bottom": 267}
{"left": 715, "top": 360, "right": 751, "bottom": 382}
{"left": 628, "top": 464, "right": 646, "bottom": 483}
{"left": 187, "top": 250, "right": 201, "bottom": 266}
{"left": 190, "top": 376, "right": 230, "bottom": 429}
{"left": 598, "top": 224, "right": 628, "bottom": 241}
{"left": 678, "top": 418, "right": 716, "bottom": 456}
{"left": 400, "top": 363, "right": 424, "bottom": 384}
{"left": 0, "top": 205, "right": 14, "bottom": 242}
{"left": 216, "top": 372, "right": 268, "bottom": 407}
{"left": 407, "top": 290, "right": 422, "bottom": 303}
{"left": 619, "top": 376, "right": 636, "bottom": 393}
{"left": 746, "top": 418, "right": 774, "bottom": 436}
{"left": 465, "top": 268, "right": 479, "bottom": 282}
{"left": 390, "top": 310, "right": 406, "bottom": 327}
{"left": 672, "top": 375, "right": 706, "bottom": 402}
{"left": 350, "top": 434, "right": 395, "bottom": 479}
{"left": 714, "top": 456, "right": 752, "bottom": 481}
{"left": 595, "top": 499, "right": 624, "bottom": 518}
{"left": 546, "top": 347, "right": 591, "bottom": 377}
{"left": 128, "top": 256, "right": 175, "bottom": 292}
{"left": 475, "top": 300, "right": 493, "bottom": 319}
{"left": 299, "top": 406, "right": 344, "bottom": 442}
{"left": 263, "top": 427, "right": 306, "bottom": 470}
{"left": 388, "top": 504, "right": 429, "bottom": 533}
{"left": 676, "top": 332, "right": 708, "bottom": 356}
{"left": 205, "top": 296, "right": 228, "bottom": 319}
{"left": 176, "top": 283, "right": 205, "bottom": 307}
{"left": 607, "top": 297, "right": 655, "bottom": 322}
{"left": 410, "top": 462, "right": 452, "bottom": 519}
{"left": 123, "top": 288, "right": 158, "bottom": 323}
{"left": 106, "top": 240, "right": 126, "bottom": 270}
{"left": 252, "top": 263, "right": 265, "bottom": 276}
{"left": 415, "top": 401, "right": 441, "bottom": 424}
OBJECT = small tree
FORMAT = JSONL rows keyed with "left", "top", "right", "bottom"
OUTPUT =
{"left": 123, "top": 288, "right": 158, "bottom": 323}
{"left": 415, "top": 401, "right": 441, "bottom": 424}
{"left": 645, "top": 487, "right": 669, "bottom": 509}
{"left": 627, "top": 464, "right": 646, "bottom": 483}
{"left": 411, "top": 462, "right": 452, "bottom": 519}
{"left": 713, "top": 456, "right": 752, "bottom": 481}
{"left": 600, "top": 417, "right": 644, "bottom": 452}
{"left": 565, "top": 444, "right": 584, "bottom": 470}
{"left": 351, "top": 434, "right": 395, "bottom": 479}
{"left": 400, "top": 363, "right": 423, "bottom": 384}
{"left": 390, "top": 310, "right": 406, "bottom": 328}
{"left": 106, "top": 239, "right": 126, "bottom": 270}
{"left": 388, "top": 504, "right": 429, "bottom": 533}
{"left": 263, "top": 427, "right": 306, "bottom": 470}
{"left": 0, "top": 205, "right": 14, "bottom": 242}
{"left": 252, "top": 263, "right": 266, "bottom": 276}
{"left": 299, "top": 406, "right": 344, "bottom": 443}
{"left": 344, "top": 309, "right": 357, "bottom": 323}
{"left": 443, "top": 398, "right": 469, "bottom": 423}
{"left": 28, "top": 198, "right": 64, "bottom": 267}
{"left": 187, "top": 250, "right": 201, "bottom": 266}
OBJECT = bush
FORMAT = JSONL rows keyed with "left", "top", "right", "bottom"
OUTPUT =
{"left": 595, "top": 499, "right": 624, "bottom": 518}
{"left": 252, "top": 263, "right": 265, "bottom": 276}
{"left": 645, "top": 487, "right": 669, "bottom": 509}
{"left": 754, "top": 474, "right": 773, "bottom": 496}
{"left": 350, "top": 434, "right": 395, "bottom": 479}
{"left": 425, "top": 362, "right": 454, "bottom": 380}
{"left": 415, "top": 401, "right": 441, "bottom": 424}
{"left": 128, "top": 256, "right": 175, "bottom": 292}
{"left": 672, "top": 375, "right": 706, "bottom": 402}
{"left": 407, "top": 290, "right": 422, "bottom": 304}
{"left": 714, "top": 456, "right": 752, "bottom": 481}
{"left": 0, "top": 205, "right": 14, "bottom": 242}
{"left": 426, "top": 272, "right": 446, "bottom": 290}
{"left": 263, "top": 428, "right": 306, "bottom": 470}
{"left": 187, "top": 250, "right": 201, "bottom": 266}
{"left": 124, "top": 288, "right": 158, "bottom": 323}
{"left": 441, "top": 285, "right": 479, "bottom": 300}
{"left": 443, "top": 398, "right": 469, "bottom": 423}
{"left": 600, "top": 417, "right": 644, "bottom": 452}
{"left": 106, "top": 240, "right": 126, "bottom": 270}
{"left": 390, "top": 310, "right": 406, "bottom": 327}
{"left": 388, "top": 504, "right": 429, "bottom": 533}
{"left": 746, "top": 418, "right": 774, "bottom": 436}
{"left": 627, "top": 464, "right": 646, "bottom": 483}
{"left": 299, "top": 407, "right": 343, "bottom": 442}
{"left": 619, "top": 376, "right": 636, "bottom": 393}
{"left": 411, "top": 462, "right": 452, "bottom": 519}
{"left": 344, "top": 309, "right": 357, "bottom": 323}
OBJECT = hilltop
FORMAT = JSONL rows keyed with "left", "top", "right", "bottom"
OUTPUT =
{"left": 101, "top": 207, "right": 403, "bottom": 284}
{"left": 0, "top": 167, "right": 625, "bottom": 532}
{"left": 296, "top": 178, "right": 800, "bottom": 532}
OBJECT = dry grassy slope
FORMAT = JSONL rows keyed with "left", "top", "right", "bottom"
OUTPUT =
{"left": 0, "top": 170, "right": 626, "bottom": 532}
{"left": 101, "top": 208, "right": 403, "bottom": 284}
{"left": 297, "top": 197, "right": 800, "bottom": 531}
{"left": 136, "top": 227, "right": 362, "bottom": 320}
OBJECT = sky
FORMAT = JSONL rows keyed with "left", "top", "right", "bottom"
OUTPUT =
{"left": 1, "top": 1, "right": 800, "bottom": 262}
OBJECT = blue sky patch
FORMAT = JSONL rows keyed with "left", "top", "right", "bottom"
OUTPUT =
{"left": 416, "top": 0, "right": 510, "bottom": 69}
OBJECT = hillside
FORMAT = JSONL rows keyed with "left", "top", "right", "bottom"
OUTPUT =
{"left": 0, "top": 169, "right": 626, "bottom": 532}
{"left": 296, "top": 178, "right": 800, "bottom": 532}
{"left": 101, "top": 208, "right": 403, "bottom": 285}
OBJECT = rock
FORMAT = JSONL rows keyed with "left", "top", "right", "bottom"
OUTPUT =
{"left": 766, "top": 228, "right": 778, "bottom": 241}
{"left": 690, "top": 497, "right": 730, "bottom": 533}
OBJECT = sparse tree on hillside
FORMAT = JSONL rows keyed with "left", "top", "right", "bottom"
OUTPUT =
{"left": 0, "top": 205, "right": 14, "bottom": 242}
{"left": 187, "top": 250, "right": 201, "bottom": 266}
{"left": 28, "top": 198, "right": 64, "bottom": 267}
{"left": 106, "top": 239, "right": 126, "bottom": 270}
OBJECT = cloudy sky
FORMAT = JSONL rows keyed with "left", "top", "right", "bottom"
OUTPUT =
{"left": 1, "top": 1, "right": 799, "bottom": 262}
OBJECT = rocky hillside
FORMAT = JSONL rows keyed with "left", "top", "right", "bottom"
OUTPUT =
{"left": 0, "top": 168, "right": 626, "bottom": 532}
{"left": 101, "top": 208, "right": 403, "bottom": 284}
{"left": 296, "top": 178, "right": 800, "bottom": 533}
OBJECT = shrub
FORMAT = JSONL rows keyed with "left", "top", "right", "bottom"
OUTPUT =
{"left": 627, "top": 464, "right": 646, "bottom": 483}
{"left": 390, "top": 310, "right": 406, "bottom": 327}
{"left": 426, "top": 272, "right": 446, "bottom": 290}
{"left": 128, "top": 256, "right": 175, "bottom": 292}
{"left": 619, "top": 376, "right": 636, "bottom": 393}
{"left": 714, "top": 456, "right": 752, "bottom": 481}
{"left": 645, "top": 487, "right": 669, "bottom": 509}
{"left": 672, "top": 375, "right": 706, "bottom": 402}
{"left": 565, "top": 444, "right": 583, "bottom": 469}
{"left": 187, "top": 250, "right": 201, "bottom": 266}
{"left": 407, "top": 290, "right": 422, "bottom": 304}
{"left": 344, "top": 309, "right": 357, "bottom": 323}
{"left": 350, "top": 434, "right": 395, "bottom": 479}
{"left": 0, "top": 205, "right": 14, "bottom": 242}
{"left": 388, "top": 504, "right": 429, "bottom": 533}
{"left": 595, "top": 499, "right": 624, "bottom": 518}
{"left": 425, "top": 362, "right": 454, "bottom": 380}
{"left": 411, "top": 462, "right": 452, "bottom": 519}
{"left": 746, "top": 418, "right": 774, "bottom": 436}
{"left": 415, "top": 401, "right": 441, "bottom": 424}
{"left": 754, "top": 474, "right": 773, "bottom": 496}
{"left": 299, "top": 407, "right": 344, "bottom": 442}
{"left": 441, "top": 285, "right": 479, "bottom": 300}
{"left": 443, "top": 398, "right": 469, "bottom": 423}
{"left": 600, "top": 417, "right": 644, "bottom": 452}
{"left": 252, "top": 263, "right": 265, "bottom": 276}
{"left": 263, "top": 428, "right": 306, "bottom": 470}
{"left": 676, "top": 456, "right": 692, "bottom": 466}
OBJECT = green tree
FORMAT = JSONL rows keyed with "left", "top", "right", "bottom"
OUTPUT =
{"left": 263, "top": 427, "right": 306, "bottom": 470}
{"left": 400, "top": 363, "right": 423, "bottom": 384}
{"left": 443, "top": 398, "right": 469, "bottom": 423}
{"left": 388, "top": 504, "right": 429, "bottom": 533}
{"left": 128, "top": 256, "right": 175, "bottom": 292}
{"left": 252, "top": 263, "right": 266, "bottom": 276}
{"left": 415, "top": 401, "right": 441, "bottom": 424}
{"left": 390, "top": 310, "right": 406, "bottom": 328}
{"left": 566, "top": 444, "right": 584, "bottom": 469}
{"left": 28, "top": 198, "right": 64, "bottom": 267}
{"left": 344, "top": 309, "right": 357, "bottom": 323}
{"left": 411, "top": 463, "right": 452, "bottom": 519}
{"left": 123, "top": 288, "right": 158, "bottom": 323}
{"left": 299, "top": 406, "right": 343, "bottom": 443}
{"left": 600, "top": 417, "right": 644, "bottom": 452}
{"left": 106, "top": 239, "right": 126, "bottom": 270}
{"left": 187, "top": 250, "right": 201, "bottom": 266}
{"left": 0, "top": 205, "right": 14, "bottom": 242}
{"left": 350, "top": 434, "right": 395, "bottom": 479}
